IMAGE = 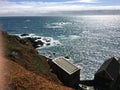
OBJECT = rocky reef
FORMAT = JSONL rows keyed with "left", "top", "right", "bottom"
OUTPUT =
{"left": 19, "top": 33, "right": 60, "bottom": 49}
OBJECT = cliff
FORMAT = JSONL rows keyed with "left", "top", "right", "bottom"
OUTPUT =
{"left": 2, "top": 31, "right": 73, "bottom": 90}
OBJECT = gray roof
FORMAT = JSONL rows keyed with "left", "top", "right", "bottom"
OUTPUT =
{"left": 95, "top": 57, "right": 120, "bottom": 80}
{"left": 52, "top": 57, "right": 80, "bottom": 75}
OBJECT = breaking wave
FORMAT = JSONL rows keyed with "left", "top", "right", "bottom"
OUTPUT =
{"left": 45, "top": 22, "right": 72, "bottom": 28}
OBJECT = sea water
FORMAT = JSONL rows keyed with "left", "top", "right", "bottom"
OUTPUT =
{"left": 0, "top": 15, "right": 120, "bottom": 80}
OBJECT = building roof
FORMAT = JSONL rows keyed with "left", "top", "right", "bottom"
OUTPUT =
{"left": 95, "top": 57, "right": 120, "bottom": 80}
{"left": 52, "top": 57, "right": 80, "bottom": 75}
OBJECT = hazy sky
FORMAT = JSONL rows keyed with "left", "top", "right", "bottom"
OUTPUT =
{"left": 7, "top": 0, "right": 120, "bottom": 5}
{"left": 0, "top": 0, "right": 120, "bottom": 16}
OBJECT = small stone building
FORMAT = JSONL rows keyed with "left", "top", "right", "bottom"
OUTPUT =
{"left": 51, "top": 57, "right": 80, "bottom": 88}
{"left": 94, "top": 57, "right": 120, "bottom": 90}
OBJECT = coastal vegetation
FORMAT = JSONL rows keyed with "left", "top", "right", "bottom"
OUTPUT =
{"left": 2, "top": 31, "right": 72, "bottom": 90}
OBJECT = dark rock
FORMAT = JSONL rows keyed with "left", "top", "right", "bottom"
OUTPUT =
{"left": 46, "top": 43, "right": 50, "bottom": 45}
{"left": 21, "top": 34, "right": 29, "bottom": 36}
{"left": 34, "top": 37, "right": 41, "bottom": 40}
{"left": 26, "top": 37, "right": 35, "bottom": 41}
{"left": 53, "top": 52, "right": 56, "bottom": 56}
{"left": 65, "top": 56, "right": 69, "bottom": 59}
{"left": 23, "top": 37, "right": 44, "bottom": 48}
{"left": 34, "top": 40, "right": 44, "bottom": 48}
{"left": 19, "top": 35, "right": 44, "bottom": 48}
{"left": 37, "top": 40, "right": 44, "bottom": 45}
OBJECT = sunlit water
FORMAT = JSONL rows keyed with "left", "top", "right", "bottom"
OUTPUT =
{"left": 0, "top": 15, "right": 120, "bottom": 80}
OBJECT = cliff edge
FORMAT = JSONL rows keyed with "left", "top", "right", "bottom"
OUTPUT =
{"left": 1, "top": 31, "right": 72, "bottom": 90}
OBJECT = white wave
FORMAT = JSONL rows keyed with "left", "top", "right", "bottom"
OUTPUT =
{"left": 51, "top": 22, "right": 72, "bottom": 26}
{"left": 25, "top": 19, "right": 31, "bottom": 22}
{"left": 23, "top": 26, "right": 28, "bottom": 28}
{"left": 15, "top": 33, "right": 39, "bottom": 38}
{"left": 45, "top": 25, "right": 63, "bottom": 28}
{"left": 69, "top": 35, "right": 80, "bottom": 39}
{"left": 82, "top": 30, "right": 90, "bottom": 34}
{"left": 45, "top": 22, "right": 72, "bottom": 28}
{"left": 58, "top": 35, "right": 80, "bottom": 40}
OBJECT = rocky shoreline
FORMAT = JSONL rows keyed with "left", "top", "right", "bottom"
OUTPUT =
{"left": 16, "top": 33, "right": 60, "bottom": 49}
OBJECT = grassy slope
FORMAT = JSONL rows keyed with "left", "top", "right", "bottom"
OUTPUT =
{"left": 3, "top": 32, "right": 73, "bottom": 90}
{"left": 4, "top": 58, "right": 72, "bottom": 90}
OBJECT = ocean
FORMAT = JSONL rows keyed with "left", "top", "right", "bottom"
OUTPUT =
{"left": 0, "top": 15, "right": 120, "bottom": 80}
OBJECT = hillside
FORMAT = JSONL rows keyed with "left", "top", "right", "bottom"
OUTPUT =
{"left": 2, "top": 31, "right": 73, "bottom": 90}
{"left": 4, "top": 58, "right": 72, "bottom": 90}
